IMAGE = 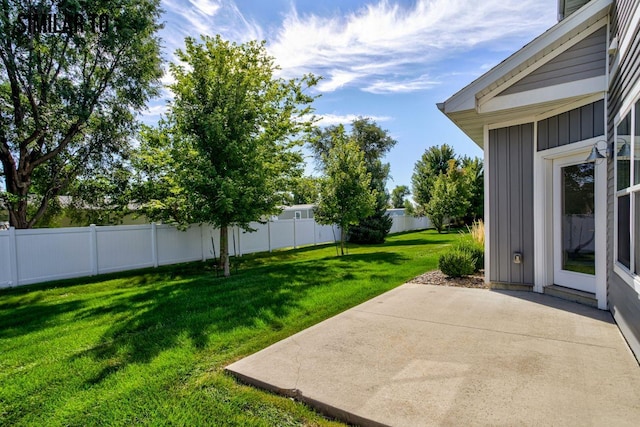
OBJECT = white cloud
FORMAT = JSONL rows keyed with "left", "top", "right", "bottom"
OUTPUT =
{"left": 363, "top": 74, "right": 440, "bottom": 94}
{"left": 268, "top": 0, "right": 556, "bottom": 93}
{"left": 315, "top": 113, "right": 392, "bottom": 126}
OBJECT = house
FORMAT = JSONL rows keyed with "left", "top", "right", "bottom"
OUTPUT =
{"left": 439, "top": 0, "right": 640, "bottom": 359}
{"left": 275, "top": 204, "right": 316, "bottom": 220}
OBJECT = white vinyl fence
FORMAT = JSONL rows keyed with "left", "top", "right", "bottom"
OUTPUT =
{"left": 0, "top": 215, "right": 430, "bottom": 288}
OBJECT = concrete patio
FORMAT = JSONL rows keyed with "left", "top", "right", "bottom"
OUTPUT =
{"left": 226, "top": 283, "right": 640, "bottom": 426}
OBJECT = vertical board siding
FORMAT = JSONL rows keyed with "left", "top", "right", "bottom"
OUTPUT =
{"left": 538, "top": 99, "right": 605, "bottom": 150}
{"left": 501, "top": 27, "right": 606, "bottom": 96}
{"left": 607, "top": 0, "right": 640, "bottom": 358}
{"left": 489, "top": 124, "right": 535, "bottom": 285}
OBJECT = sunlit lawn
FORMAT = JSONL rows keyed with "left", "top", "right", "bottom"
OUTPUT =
{"left": 0, "top": 229, "right": 462, "bottom": 426}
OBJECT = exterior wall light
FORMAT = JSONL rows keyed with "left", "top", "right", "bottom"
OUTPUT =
{"left": 585, "top": 140, "right": 610, "bottom": 162}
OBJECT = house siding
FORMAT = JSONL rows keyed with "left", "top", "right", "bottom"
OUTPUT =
{"left": 564, "top": 0, "right": 591, "bottom": 18}
{"left": 501, "top": 27, "right": 606, "bottom": 96}
{"left": 538, "top": 99, "right": 605, "bottom": 150}
{"left": 607, "top": 0, "right": 640, "bottom": 358}
{"left": 488, "top": 124, "right": 535, "bottom": 285}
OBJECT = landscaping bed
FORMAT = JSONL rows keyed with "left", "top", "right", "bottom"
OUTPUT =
{"left": 409, "top": 269, "right": 487, "bottom": 288}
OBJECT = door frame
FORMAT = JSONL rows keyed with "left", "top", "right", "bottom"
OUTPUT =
{"left": 533, "top": 137, "right": 607, "bottom": 309}
{"left": 552, "top": 153, "right": 597, "bottom": 293}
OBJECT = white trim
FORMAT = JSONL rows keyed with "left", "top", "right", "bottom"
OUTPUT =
{"left": 613, "top": 96, "right": 640, "bottom": 294}
{"left": 479, "top": 76, "right": 607, "bottom": 114}
{"left": 533, "top": 125, "right": 549, "bottom": 293}
{"left": 487, "top": 116, "right": 536, "bottom": 131}
{"left": 477, "top": 18, "right": 608, "bottom": 108}
{"left": 534, "top": 136, "right": 607, "bottom": 308}
{"left": 483, "top": 124, "right": 490, "bottom": 284}
{"left": 443, "top": 0, "right": 612, "bottom": 113}
{"left": 614, "top": 264, "right": 640, "bottom": 293}
{"left": 539, "top": 137, "right": 601, "bottom": 158}
{"left": 552, "top": 151, "right": 597, "bottom": 294}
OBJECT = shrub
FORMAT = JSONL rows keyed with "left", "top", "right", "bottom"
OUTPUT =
{"left": 348, "top": 212, "right": 393, "bottom": 244}
{"left": 439, "top": 250, "right": 476, "bottom": 277}
{"left": 455, "top": 239, "right": 484, "bottom": 272}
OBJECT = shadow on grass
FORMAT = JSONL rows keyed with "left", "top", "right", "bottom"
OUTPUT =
{"left": 0, "top": 299, "right": 84, "bottom": 339}
{"left": 71, "top": 251, "right": 406, "bottom": 385}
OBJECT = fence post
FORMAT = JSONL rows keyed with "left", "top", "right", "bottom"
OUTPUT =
{"left": 8, "top": 226, "right": 19, "bottom": 286}
{"left": 313, "top": 220, "right": 316, "bottom": 246}
{"left": 151, "top": 223, "right": 158, "bottom": 268}
{"left": 293, "top": 218, "right": 297, "bottom": 249}
{"left": 200, "top": 224, "right": 207, "bottom": 261}
{"left": 89, "top": 224, "right": 99, "bottom": 275}
{"left": 237, "top": 226, "right": 242, "bottom": 256}
{"left": 268, "top": 221, "right": 272, "bottom": 252}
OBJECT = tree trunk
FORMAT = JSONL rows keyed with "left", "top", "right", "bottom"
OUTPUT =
{"left": 340, "top": 226, "right": 346, "bottom": 256}
{"left": 219, "top": 225, "right": 230, "bottom": 277}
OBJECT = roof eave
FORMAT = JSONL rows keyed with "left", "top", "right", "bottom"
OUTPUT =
{"left": 441, "top": 0, "right": 612, "bottom": 116}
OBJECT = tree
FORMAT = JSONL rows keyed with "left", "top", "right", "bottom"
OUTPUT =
{"left": 0, "top": 0, "right": 163, "bottom": 228}
{"left": 136, "top": 35, "right": 317, "bottom": 277}
{"left": 314, "top": 126, "right": 376, "bottom": 255}
{"left": 412, "top": 144, "right": 457, "bottom": 209}
{"left": 310, "top": 117, "right": 396, "bottom": 243}
{"left": 424, "top": 160, "right": 470, "bottom": 233}
{"left": 391, "top": 185, "right": 410, "bottom": 208}
{"left": 460, "top": 156, "right": 484, "bottom": 221}
{"left": 288, "top": 176, "right": 321, "bottom": 205}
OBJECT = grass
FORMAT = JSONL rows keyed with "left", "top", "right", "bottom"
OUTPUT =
{"left": 0, "top": 229, "right": 462, "bottom": 426}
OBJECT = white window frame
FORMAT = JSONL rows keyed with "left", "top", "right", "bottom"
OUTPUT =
{"left": 613, "top": 95, "right": 640, "bottom": 293}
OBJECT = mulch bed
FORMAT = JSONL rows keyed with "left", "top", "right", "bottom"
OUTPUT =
{"left": 409, "top": 270, "right": 487, "bottom": 289}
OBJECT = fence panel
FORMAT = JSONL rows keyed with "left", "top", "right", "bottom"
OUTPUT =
{"left": 294, "top": 219, "right": 315, "bottom": 247}
{"left": 0, "top": 231, "right": 12, "bottom": 287}
{"left": 15, "top": 228, "right": 93, "bottom": 285}
{"left": 157, "top": 225, "right": 203, "bottom": 266}
{"left": 269, "top": 220, "right": 294, "bottom": 250}
{"left": 96, "top": 225, "right": 154, "bottom": 274}
{"left": 240, "top": 222, "right": 270, "bottom": 254}
{"left": 0, "top": 215, "right": 432, "bottom": 288}
{"left": 315, "top": 223, "right": 338, "bottom": 244}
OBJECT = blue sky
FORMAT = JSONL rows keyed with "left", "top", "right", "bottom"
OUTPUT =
{"left": 145, "top": 0, "right": 559, "bottom": 192}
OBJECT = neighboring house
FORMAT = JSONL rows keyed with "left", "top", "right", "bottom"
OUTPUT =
{"left": 275, "top": 204, "right": 316, "bottom": 220}
{"left": 439, "top": 0, "right": 640, "bottom": 359}
{"left": 386, "top": 208, "right": 406, "bottom": 217}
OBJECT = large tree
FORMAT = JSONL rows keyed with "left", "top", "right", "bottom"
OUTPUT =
{"left": 424, "top": 160, "right": 470, "bottom": 233}
{"left": 460, "top": 155, "right": 484, "bottom": 221}
{"left": 137, "top": 35, "right": 317, "bottom": 276}
{"left": 411, "top": 144, "right": 457, "bottom": 209}
{"left": 287, "top": 175, "right": 321, "bottom": 205}
{"left": 0, "top": 0, "right": 163, "bottom": 228}
{"left": 310, "top": 117, "right": 396, "bottom": 243}
{"left": 391, "top": 185, "right": 410, "bottom": 208}
{"left": 314, "top": 125, "right": 376, "bottom": 255}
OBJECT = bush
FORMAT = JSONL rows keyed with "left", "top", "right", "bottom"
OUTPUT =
{"left": 439, "top": 250, "right": 476, "bottom": 277}
{"left": 348, "top": 212, "right": 393, "bottom": 244}
{"left": 455, "top": 239, "right": 484, "bottom": 272}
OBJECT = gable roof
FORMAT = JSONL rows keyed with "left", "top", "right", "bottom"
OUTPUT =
{"left": 439, "top": 0, "right": 612, "bottom": 147}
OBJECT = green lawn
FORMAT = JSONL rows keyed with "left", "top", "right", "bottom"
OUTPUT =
{"left": 0, "top": 229, "right": 462, "bottom": 426}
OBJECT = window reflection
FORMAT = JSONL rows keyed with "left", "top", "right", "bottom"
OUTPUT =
{"left": 562, "top": 163, "right": 595, "bottom": 275}
{"left": 617, "top": 112, "right": 631, "bottom": 191}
